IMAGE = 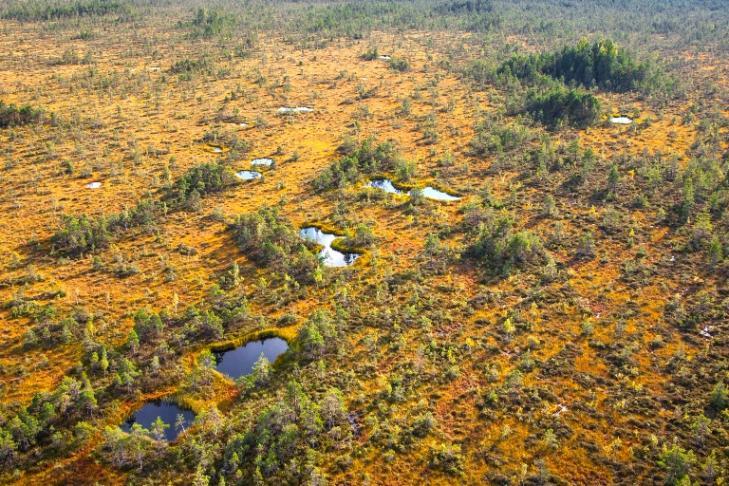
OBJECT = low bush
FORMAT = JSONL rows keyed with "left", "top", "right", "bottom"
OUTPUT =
{"left": 0, "top": 101, "right": 43, "bottom": 128}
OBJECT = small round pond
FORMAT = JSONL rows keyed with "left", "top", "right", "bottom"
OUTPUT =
{"left": 236, "top": 170, "right": 262, "bottom": 181}
{"left": 609, "top": 116, "right": 632, "bottom": 124}
{"left": 214, "top": 337, "right": 289, "bottom": 379}
{"left": 85, "top": 181, "right": 102, "bottom": 189}
{"left": 211, "top": 146, "right": 224, "bottom": 153}
{"left": 300, "top": 227, "right": 359, "bottom": 267}
{"left": 122, "top": 400, "right": 195, "bottom": 442}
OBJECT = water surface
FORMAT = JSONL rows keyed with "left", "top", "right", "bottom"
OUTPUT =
{"left": 122, "top": 401, "right": 195, "bottom": 442}
{"left": 236, "top": 170, "right": 262, "bottom": 181}
{"left": 214, "top": 337, "right": 288, "bottom": 379}
{"left": 419, "top": 186, "right": 461, "bottom": 202}
{"left": 368, "top": 179, "right": 404, "bottom": 194}
{"left": 277, "top": 106, "right": 314, "bottom": 114}
{"left": 300, "top": 227, "right": 359, "bottom": 267}
{"left": 609, "top": 116, "right": 632, "bottom": 124}
{"left": 251, "top": 158, "right": 274, "bottom": 167}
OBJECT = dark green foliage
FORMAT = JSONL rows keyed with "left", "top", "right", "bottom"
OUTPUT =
{"left": 544, "top": 39, "right": 649, "bottom": 92}
{"left": 658, "top": 441, "right": 695, "bottom": 485}
{"left": 1, "top": 0, "right": 128, "bottom": 21}
{"left": 435, "top": 0, "right": 493, "bottom": 14}
{"left": 0, "top": 374, "right": 97, "bottom": 470}
{"left": 525, "top": 85, "right": 600, "bottom": 129}
{"left": 51, "top": 215, "right": 111, "bottom": 257}
{"left": 51, "top": 199, "right": 162, "bottom": 257}
{"left": 169, "top": 58, "right": 214, "bottom": 76}
{"left": 297, "top": 310, "right": 338, "bottom": 360}
{"left": 360, "top": 46, "right": 379, "bottom": 61}
{"left": 313, "top": 138, "right": 399, "bottom": 191}
{"left": 389, "top": 57, "right": 410, "bottom": 72}
{"left": 464, "top": 210, "right": 549, "bottom": 275}
{"left": 166, "top": 163, "right": 237, "bottom": 208}
{"left": 468, "top": 117, "right": 534, "bottom": 156}
{"left": 0, "top": 101, "right": 43, "bottom": 128}
{"left": 428, "top": 444, "right": 464, "bottom": 476}
{"left": 498, "top": 39, "right": 652, "bottom": 93}
{"left": 221, "top": 382, "right": 350, "bottom": 483}
{"left": 709, "top": 382, "right": 727, "bottom": 412}
{"left": 230, "top": 207, "right": 320, "bottom": 284}
{"left": 187, "top": 7, "right": 233, "bottom": 39}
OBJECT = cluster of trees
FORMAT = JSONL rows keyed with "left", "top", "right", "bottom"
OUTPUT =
{"left": 467, "top": 39, "right": 672, "bottom": 128}
{"left": 164, "top": 162, "right": 237, "bottom": 210}
{"left": 220, "top": 382, "right": 349, "bottom": 484}
{"left": 169, "top": 57, "right": 215, "bottom": 77}
{"left": 463, "top": 208, "right": 550, "bottom": 276}
{"left": 0, "top": 101, "right": 43, "bottom": 129}
{"left": 186, "top": 7, "right": 234, "bottom": 39}
{"left": 230, "top": 206, "right": 321, "bottom": 285}
{"left": 313, "top": 138, "right": 400, "bottom": 191}
{"left": 497, "top": 39, "right": 651, "bottom": 93}
{"left": 51, "top": 163, "right": 235, "bottom": 257}
{"left": 0, "top": 375, "right": 97, "bottom": 468}
{"left": 0, "top": 0, "right": 128, "bottom": 21}
{"left": 51, "top": 199, "right": 163, "bottom": 257}
{"left": 525, "top": 85, "right": 601, "bottom": 129}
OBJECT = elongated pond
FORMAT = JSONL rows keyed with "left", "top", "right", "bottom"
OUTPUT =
{"left": 214, "top": 337, "right": 288, "bottom": 379}
{"left": 419, "top": 186, "right": 461, "bottom": 202}
{"left": 300, "top": 227, "right": 359, "bottom": 267}
{"left": 610, "top": 116, "right": 632, "bottom": 124}
{"left": 122, "top": 401, "right": 195, "bottom": 442}
{"left": 236, "top": 170, "right": 262, "bottom": 181}
{"left": 251, "top": 158, "right": 274, "bottom": 167}
{"left": 368, "top": 179, "right": 404, "bottom": 194}
{"left": 368, "top": 178, "right": 461, "bottom": 202}
{"left": 277, "top": 106, "right": 314, "bottom": 114}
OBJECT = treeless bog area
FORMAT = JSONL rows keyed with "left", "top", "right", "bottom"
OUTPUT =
{"left": 0, "top": 0, "right": 727, "bottom": 484}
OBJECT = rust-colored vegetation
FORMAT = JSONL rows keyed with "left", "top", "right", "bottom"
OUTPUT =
{"left": 0, "top": 0, "right": 727, "bottom": 484}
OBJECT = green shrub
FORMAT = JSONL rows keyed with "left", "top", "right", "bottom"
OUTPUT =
{"left": 186, "top": 7, "right": 234, "bottom": 39}
{"left": 166, "top": 163, "right": 237, "bottom": 208}
{"left": 0, "top": 101, "right": 43, "bottom": 128}
{"left": 169, "top": 57, "right": 213, "bottom": 76}
{"left": 230, "top": 207, "right": 320, "bottom": 284}
{"left": 389, "top": 57, "right": 410, "bottom": 72}
{"left": 51, "top": 215, "right": 111, "bottom": 257}
{"left": 464, "top": 211, "right": 548, "bottom": 275}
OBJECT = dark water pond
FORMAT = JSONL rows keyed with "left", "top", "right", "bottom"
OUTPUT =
{"left": 214, "top": 337, "right": 289, "bottom": 379}
{"left": 122, "top": 401, "right": 195, "bottom": 442}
